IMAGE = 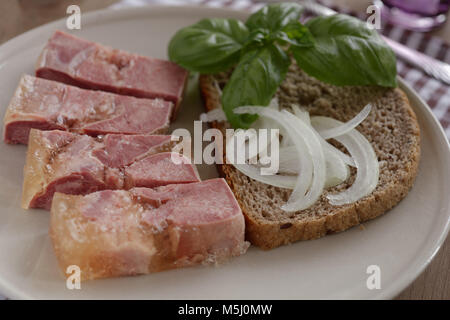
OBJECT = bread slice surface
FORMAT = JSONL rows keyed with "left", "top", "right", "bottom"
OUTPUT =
{"left": 199, "top": 63, "right": 421, "bottom": 250}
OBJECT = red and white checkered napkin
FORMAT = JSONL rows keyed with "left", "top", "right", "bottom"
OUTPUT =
{"left": 317, "top": 0, "right": 450, "bottom": 139}
{"left": 113, "top": 0, "right": 450, "bottom": 139}
{"left": 376, "top": 26, "right": 450, "bottom": 139}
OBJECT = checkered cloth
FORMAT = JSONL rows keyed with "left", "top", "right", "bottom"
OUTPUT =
{"left": 2, "top": 0, "right": 449, "bottom": 300}
{"left": 319, "top": 0, "right": 450, "bottom": 139}
{"left": 112, "top": 0, "right": 450, "bottom": 139}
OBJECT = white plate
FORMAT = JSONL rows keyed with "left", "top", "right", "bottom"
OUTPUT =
{"left": 0, "top": 5, "right": 448, "bottom": 300}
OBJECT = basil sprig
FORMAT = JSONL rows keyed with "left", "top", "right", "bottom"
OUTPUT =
{"left": 245, "top": 2, "right": 303, "bottom": 33}
{"left": 291, "top": 14, "right": 397, "bottom": 87}
{"left": 168, "top": 18, "right": 249, "bottom": 74}
{"left": 222, "top": 44, "right": 291, "bottom": 128}
{"left": 168, "top": 2, "right": 397, "bottom": 128}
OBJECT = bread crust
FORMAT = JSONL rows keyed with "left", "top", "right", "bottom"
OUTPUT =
{"left": 199, "top": 70, "right": 421, "bottom": 250}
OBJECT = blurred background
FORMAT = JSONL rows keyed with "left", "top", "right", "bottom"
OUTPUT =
{"left": 1, "top": 0, "right": 449, "bottom": 43}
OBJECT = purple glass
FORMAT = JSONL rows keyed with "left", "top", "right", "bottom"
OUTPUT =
{"left": 374, "top": 0, "right": 450, "bottom": 31}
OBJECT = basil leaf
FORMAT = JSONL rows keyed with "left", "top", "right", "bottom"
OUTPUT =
{"left": 246, "top": 2, "right": 303, "bottom": 33}
{"left": 276, "top": 21, "right": 315, "bottom": 47}
{"left": 168, "top": 18, "right": 249, "bottom": 74}
{"left": 244, "top": 28, "right": 270, "bottom": 47}
{"left": 291, "top": 14, "right": 397, "bottom": 87}
{"left": 222, "top": 44, "right": 290, "bottom": 128}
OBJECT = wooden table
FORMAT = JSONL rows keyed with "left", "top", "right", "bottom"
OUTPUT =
{"left": 0, "top": 0, "right": 448, "bottom": 300}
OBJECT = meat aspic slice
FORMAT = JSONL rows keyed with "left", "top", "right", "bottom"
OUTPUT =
{"left": 4, "top": 75, "right": 173, "bottom": 144}
{"left": 50, "top": 178, "right": 248, "bottom": 280}
{"left": 22, "top": 129, "right": 199, "bottom": 210}
{"left": 36, "top": 31, "right": 188, "bottom": 113}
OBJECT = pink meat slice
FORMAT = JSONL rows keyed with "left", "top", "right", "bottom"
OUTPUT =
{"left": 82, "top": 97, "right": 171, "bottom": 136}
{"left": 49, "top": 179, "right": 247, "bottom": 280}
{"left": 92, "top": 134, "right": 172, "bottom": 168}
{"left": 24, "top": 131, "right": 110, "bottom": 210}
{"left": 3, "top": 75, "right": 172, "bottom": 144}
{"left": 132, "top": 179, "right": 247, "bottom": 259}
{"left": 22, "top": 129, "right": 195, "bottom": 210}
{"left": 124, "top": 152, "right": 200, "bottom": 188}
{"left": 36, "top": 31, "right": 188, "bottom": 110}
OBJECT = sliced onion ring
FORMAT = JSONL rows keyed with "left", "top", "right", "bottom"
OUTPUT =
{"left": 311, "top": 116, "right": 379, "bottom": 205}
{"left": 321, "top": 137, "right": 355, "bottom": 167}
{"left": 278, "top": 146, "right": 349, "bottom": 188}
{"left": 235, "top": 107, "right": 326, "bottom": 212}
{"left": 226, "top": 129, "right": 296, "bottom": 189}
{"left": 290, "top": 104, "right": 355, "bottom": 167}
{"left": 316, "top": 104, "right": 372, "bottom": 139}
{"left": 291, "top": 104, "right": 311, "bottom": 125}
{"left": 284, "top": 105, "right": 352, "bottom": 183}
{"left": 280, "top": 110, "right": 327, "bottom": 211}
{"left": 234, "top": 107, "right": 314, "bottom": 209}
{"left": 229, "top": 107, "right": 313, "bottom": 201}
{"left": 200, "top": 108, "right": 227, "bottom": 122}
{"left": 322, "top": 146, "right": 350, "bottom": 188}
{"left": 233, "top": 162, "right": 297, "bottom": 189}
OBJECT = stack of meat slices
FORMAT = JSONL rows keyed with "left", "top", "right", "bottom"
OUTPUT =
{"left": 2, "top": 31, "right": 248, "bottom": 280}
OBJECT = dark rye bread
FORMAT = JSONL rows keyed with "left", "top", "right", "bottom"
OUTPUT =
{"left": 199, "top": 62, "right": 421, "bottom": 250}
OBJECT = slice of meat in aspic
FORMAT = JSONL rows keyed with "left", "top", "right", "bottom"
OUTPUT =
{"left": 3, "top": 75, "right": 172, "bottom": 144}
{"left": 36, "top": 31, "right": 188, "bottom": 114}
{"left": 50, "top": 179, "right": 248, "bottom": 280}
{"left": 22, "top": 129, "right": 199, "bottom": 210}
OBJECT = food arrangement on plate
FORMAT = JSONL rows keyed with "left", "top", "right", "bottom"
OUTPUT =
{"left": 2, "top": 3, "right": 420, "bottom": 281}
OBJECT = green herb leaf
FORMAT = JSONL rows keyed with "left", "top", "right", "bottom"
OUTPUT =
{"left": 246, "top": 2, "right": 303, "bottom": 33}
{"left": 222, "top": 44, "right": 290, "bottom": 128}
{"left": 291, "top": 14, "right": 397, "bottom": 87}
{"left": 276, "top": 21, "right": 315, "bottom": 47}
{"left": 168, "top": 18, "right": 249, "bottom": 74}
{"left": 243, "top": 28, "right": 271, "bottom": 49}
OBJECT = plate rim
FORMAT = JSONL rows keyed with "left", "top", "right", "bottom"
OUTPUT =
{"left": 378, "top": 77, "right": 450, "bottom": 299}
{"left": 0, "top": 4, "right": 449, "bottom": 300}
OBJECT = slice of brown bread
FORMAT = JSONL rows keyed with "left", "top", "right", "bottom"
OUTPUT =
{"left": 199, "top": 62, "right": 421, "bottom": 250}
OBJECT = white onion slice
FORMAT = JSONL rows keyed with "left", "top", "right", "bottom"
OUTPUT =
{"left": 233, "top": 107, "right": 313, "bottom": 202}
{"left": 322, "top": 145, "right": 350, "bottom": 188}
{"left": 278, "top": 146, "right": 349, "bottom": 188}
{"left": 283, "top": 106, "right": 354, "bottom": 176}
{"left": 281, "top": 104, "right": 309, "bottom": 148}
{"left": 226, "top": 128, "right": 296, "bottom": 189}
{"left": 200, "top": 108, "right": 227, "bottom": 122}
{"left": 321, "top": 139, "right": 355, "bottom": 167}
{"left": 235, "top": 128, "right": 278, "bottom": 166}
{"left": 250, "top": 99, "right": 280, "bottom": 134}
{"left": 316, "top": 104, "right": 372, "bottom": 139}
{"left": 251, "top": 98, "right": 293, "bottom": 148}
{"left": 289, "top": 104, "right": 355, "bottom": 167}
{"left": 291, "top": 104, "right": 311, "bottom": 125}
{"left": 235, "top": 107, "right": 326, "bottom": 211}
{"left": 311, "top": 116, "right": 379, "bottom": 205}
{"left": 280, "top": 110, "right": 326, "bottom": 211}
{"left": 233, "top": 162, "right": 297, "bottom": 189}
